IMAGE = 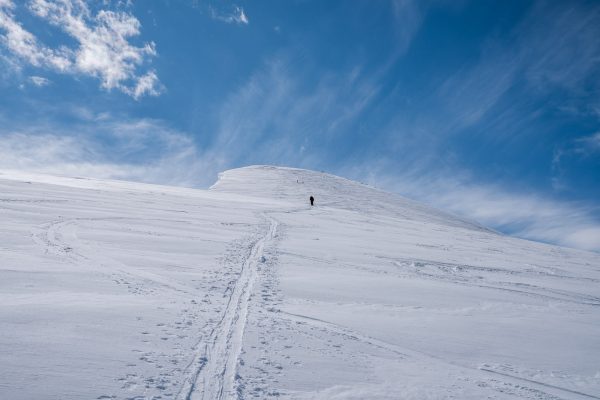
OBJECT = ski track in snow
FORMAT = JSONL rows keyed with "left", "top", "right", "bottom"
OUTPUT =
{"left": 178, "top": 215, "right": 278, "bottom": 400}
{"left": 27, "top": 207, "right": 283, "bottom": 400}
{"left": 31, "top": 212, "right": 281, "bottom": 400}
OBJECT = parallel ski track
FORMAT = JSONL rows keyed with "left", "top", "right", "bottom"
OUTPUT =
{"left": 179, "top": 214, "right": 278, "bottom": 400}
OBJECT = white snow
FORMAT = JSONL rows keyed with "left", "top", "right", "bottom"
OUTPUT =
{"left": 1, "top": 165, "right": 599, "bottom": 400}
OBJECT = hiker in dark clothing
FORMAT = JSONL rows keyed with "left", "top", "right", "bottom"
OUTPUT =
{"left": 310, "top": 196, "right": 314, "bottom": 206}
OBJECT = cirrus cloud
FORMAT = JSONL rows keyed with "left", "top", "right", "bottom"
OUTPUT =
{"left": 209, "top": 5, "right": 248, "bottom": 25}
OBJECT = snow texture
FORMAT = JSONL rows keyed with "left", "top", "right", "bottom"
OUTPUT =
{"left": 0, "top": 165, "right": 599, "bottom": 400}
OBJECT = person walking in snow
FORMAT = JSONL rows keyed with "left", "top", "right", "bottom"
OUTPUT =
{"left": 310, "top": 196, "right": 314, "bottom": 206}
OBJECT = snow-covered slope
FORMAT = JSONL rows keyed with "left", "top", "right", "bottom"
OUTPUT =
{"left": 1, "top": 166, "right": 599, "bottom": 400}
{"left": 212, "top": 165, "right": 490, "bottom": 231}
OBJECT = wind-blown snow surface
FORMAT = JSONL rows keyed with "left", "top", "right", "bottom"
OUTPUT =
{"left": 1, "top": 166, "right": 599, "bottom": 400}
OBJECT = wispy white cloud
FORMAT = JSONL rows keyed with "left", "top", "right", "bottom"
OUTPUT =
{"left": 204, "top": 57, "right": 379, "bottom": 172}
{"left": 390, "top": 0, "right": 424, "bottom": 54}
{"left": 0, "top": 0, "right": 160, "bottom": 98}
{"left": 551, "top": 131, "right": 600, "bottom": 191}
{"left": 210, "top": 5, "right": 248, "bottom": 25}
{"left": 29, "top": 75, "right": 50, "bottom": 86}
{"left": 522, "top": 2, "right": 600, "bottom": 93}
{"left": 436, "top": 184, "right": 600, "bottom": 252}
{"left": 392, "top": 0, "right": 600, "bottom": 145}
{"left": 0, "top": 115, "right": 210, "bottom": 186}
{"left": 576, "top": 132, "right": 600, "bottom": 153}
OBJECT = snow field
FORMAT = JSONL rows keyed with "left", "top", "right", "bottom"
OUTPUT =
{"left": 1, "top": 166, "right": 599, "bottom": 399}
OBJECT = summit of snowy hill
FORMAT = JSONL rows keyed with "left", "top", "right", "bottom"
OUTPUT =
{"left": 1, "top": 167, "right": 600, "bottom": 400}
{"left": 211, "top": 165, "right": 490, "bottom": 232}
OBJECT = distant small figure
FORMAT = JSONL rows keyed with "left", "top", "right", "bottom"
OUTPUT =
{"left": 310, "top": 195, "right": 315, "bottom": 206}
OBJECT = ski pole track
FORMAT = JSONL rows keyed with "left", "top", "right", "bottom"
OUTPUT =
{"left": 276, "top": 310, "right": 409, "bottom": 358}
{"left": 180, "top": 214, "right": 278, "bottom": 400}
{"left": 480, "top": 368, "right": 600, "bottom": 400}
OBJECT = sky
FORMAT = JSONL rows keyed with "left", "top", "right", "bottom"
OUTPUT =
{"left": 0, "top": 0, "right": 599, "bottom": 252}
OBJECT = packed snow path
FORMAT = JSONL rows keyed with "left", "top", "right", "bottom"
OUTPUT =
{"left": 1, "top": 166, "right": 599, "bottom": 400}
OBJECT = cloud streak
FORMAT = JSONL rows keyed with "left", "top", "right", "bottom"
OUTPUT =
{"left": 203, "top": 57, "right": 380, "bottom": 173}
{"left": 577, "top": 132, "right": 600, "bottom": 154}
{"left": 0, "top": 115, "right": 210, "bottom": 186}
{"left": 359, "top": 167, "right": 600, "bottom": 252}
{"left": 29, "top": 75, "right": 50, "bottom": 86}
{"left": 210, "top": 5, "right": 248, "bottom": 25}
{"left": 387, "top": 0, "right": 600, "bottom": 148}
{"left": 0, "top": 0, "right": 160, "bottom": 98}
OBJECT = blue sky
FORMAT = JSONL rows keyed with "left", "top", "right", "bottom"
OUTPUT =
{"left": 1, "top": 0, "right": 599, "bottom": 251}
